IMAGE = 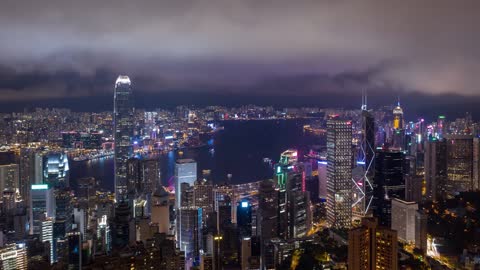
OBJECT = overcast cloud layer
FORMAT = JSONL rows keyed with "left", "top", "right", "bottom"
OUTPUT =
{"left": 0, "top": 0, "right": 479, "bottom": 101}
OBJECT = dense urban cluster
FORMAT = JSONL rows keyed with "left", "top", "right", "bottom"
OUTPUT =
{"left": 0, "top": 76, "right": 479, "bottom": 270}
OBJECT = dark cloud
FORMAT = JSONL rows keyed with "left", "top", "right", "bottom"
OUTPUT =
{"left": 0, "top": 0, "right": 479, "bottom": 102}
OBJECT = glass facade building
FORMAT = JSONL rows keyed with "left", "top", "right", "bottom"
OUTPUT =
{"left": 114, "top": 76, "right": 134, "bottom": 202}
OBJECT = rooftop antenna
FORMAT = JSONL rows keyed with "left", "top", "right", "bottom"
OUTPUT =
{"left": 397, "top": 95, "right": 401, "bottom": 106}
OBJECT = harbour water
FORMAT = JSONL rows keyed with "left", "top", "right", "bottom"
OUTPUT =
{"left": 69, "top": 119, "right": 323, "bottom": 192}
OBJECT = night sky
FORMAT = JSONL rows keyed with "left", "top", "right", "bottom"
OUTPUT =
{"left": 1, "top": 0, "right": 479, "bottom": 117}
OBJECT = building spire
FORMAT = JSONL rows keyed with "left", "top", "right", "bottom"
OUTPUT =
{"left": 361, "top": 89, "right": 367, "bottom": 111}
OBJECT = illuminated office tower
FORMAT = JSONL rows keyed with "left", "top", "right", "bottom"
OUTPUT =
{"left": 114, "top": 75, "right": 134, "bottom": 202}
{"left": 445, "top": 135, "right": 474, "bottom": 195}
{"left": 391, "top": 199, "right": 417, "bottom": 244}
{"left": 73, "top": 208, "right": 86, "bottom": 236}
{"left": 237, "top": 200, "right": 252, "bottom": 239}
{"left": 0, "top": 164, "right": 19, "bottom": 194}
{"left": 178, "top": 206, "right": 202, "bottom": 261}
{"left": 2, "top": 190, "right": 15, "bottom": 214}
{"left": 141, "top": 158, "right": 159, "bottom": 194}
{"left": 392, "top": 101, "right": 405, "bottom": 150}
{"left": 0, "top": 243, "right": 28, "bottom": 270}
{"left": 41, "top": 219, "right": 54, "bottom": 264}
{"left": 55, "top": 188, "right": 73, "bottom": 231}
{"left": 34, "top": 152, "right": 45, "bottom": 184}
{"left": 126, "top": 157, "right": 141, "bottom": 198}
{"left": 111, "top": 201, "right": 132, "bottom": 249}
{"left": 415, "top": 210, "right": 428, "bottom": 255}
{"left": 326, "top": 119, "right": 353, "bottom": 229}
{"left": 357, "top": 92, "right": 375, "bottom": 216}
{"left": 275, "top": 150, "right": 295, "bottom": 239}
{"left": 373, "top": 149, "right": 404, "bottom": 227}
{"left": 258, "top": 179, "right": 278, "bottom": 269}
{"left": 318, "top": 160, "right": 327, "bottom": 200}
{"left": 214, "top": 184, "right": 235, "bottom": 225}
{"left": 474, "top": 138, "right": 480, "bottom": 191}
{"left": 275, "top": 149, "right": 309, "bottom": 239}
{"left": 175, "top": 159, "right": 197, "bottom": 210}
{"left": 437, "top": 115, "right": 446, "bottom": 139}
{"left": 29, "top": 184, "right": 55, "bottom": 235}
{"left": 19, "top": 147, "right": 36, "bottom": 204}
{"left": 193, "top": 179, "right": 214, "bottom": 216}
{"left": 425, "top": 138, "right": 447, "bottom": 200}
{"left": 77, "top": 177, "right": 96, "bottom": 204}
{"left": 67, "top": 231, "right": 82, "bottom": 270}
{"left": 96, "top": 215, "right": 111, "bottom": 255}
{"left": 127, "top": 158, "right": 159, "bottom": 197}
{"left": 348, "top": 217, "right": 398, "bottom": 270}
{"left": 393, "top": 100, "right": 404, "bottom": 130}
{"left": 43, "top": 152, "right": 69, "bottom": 188}
{"left": 404, "top": 156, "right": 423, "bottom": 203}
{"left": 241, "top": 237, "right": 261, "bottom": 270}
{"left": 216, "top": 195, "right": 232, "bottom": 234}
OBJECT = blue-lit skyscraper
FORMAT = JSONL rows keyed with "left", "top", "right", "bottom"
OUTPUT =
{"left": 114, "top": 75, "right": 134, "bottom": 202}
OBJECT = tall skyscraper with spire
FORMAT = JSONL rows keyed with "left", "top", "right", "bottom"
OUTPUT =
{"left": 392, "top": 98, "right": 405, "bottom": 150}
{"left": 393, "top": 98, "right": 404, "bottom": 130}
{"left": 355, "top": 90, "right": 375, "bottom": 216}
{"left": 114, "top": 75, "right": 134, "bottom": 202}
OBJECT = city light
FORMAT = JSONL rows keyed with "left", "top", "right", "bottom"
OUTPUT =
{"left": 0, "top": 4, "right": 477, "bottom": 268}
{"left": 31, "top": 184, "right": 48, "bottom": 190}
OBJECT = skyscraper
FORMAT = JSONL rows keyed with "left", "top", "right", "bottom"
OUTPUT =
{"left": 114, "top": 75, "right": 134, "bottom": 202}
{"left": 19, "top": 147, "right": 36, "bottom": 205}
{"left": 0, "top": 164, "right": 19, "bottom": 194}
{"left": 373, "top": 149, "right": 404, "bottom": 227}
{"left": 67, "top": 231, "right": 82, "bottom": 270}
{"left": 424, "top": 138, "right": 447, "bottom": 201}
{"left": 175, "top": 159, "right": 197, "bottom": 210}
{"left": 193, "top": 179, "right": 214, "bottom": 215}
{"left": 474, "top": 138, "right": 480, "bottom": 191}
{"left": 0, "top": 243, "right": 28, "bottom": 270}
{"left": 348, "top": 217, "right": 398, "bottom": 270}
{"left": 393, "top": 101, "right": 404, "bottom": 130}
{"left": 178, "top": 206, "right": 202, "bottom": 261}
{"left": 392, "top": 101, "right": 405, "bottom": 150}
{"left": 445, "top": 135, "right": 474, "bottom": 195}
{"left": 43, "top": 152, "right": 69, "bottom": 188}
{"left": 326, "top": 118, "right": 353, "bottom": 229}
{"left": 391, "top": 198, "right": 417, "bottom": 244}
{"left": 237, "top": 200, "right": 252, "bottom": 239}
{"left": 258, "top": 179, "right": 278, "bottom": 269}
{"left": 111, "top": 201, "right": 132, "bottom": 249}
{"left": 41, "top": 219, "right": 54, "bottom": 264}
{"left": 357, "top": 91, "right": 375, "bottom": 216}
{"left": 29, "top": 184, "right": 55, "bottom": 235}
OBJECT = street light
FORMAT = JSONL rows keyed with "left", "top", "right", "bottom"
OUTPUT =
{"left": 214, "top": 235, "right": 223, "bottom": 270}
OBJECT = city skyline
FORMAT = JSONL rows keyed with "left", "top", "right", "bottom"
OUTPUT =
{"left": 1, "top": 2, "right": 480, "bottom": 269}
{"left": 0, "top": 1, "right": 479, "bottom": 112}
